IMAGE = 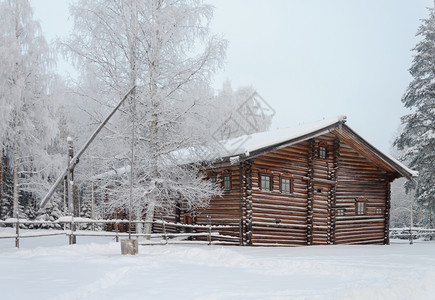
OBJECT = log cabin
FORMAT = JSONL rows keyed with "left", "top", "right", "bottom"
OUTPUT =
{"left": 173, "top": 116, "right": 417, "bottom": 246}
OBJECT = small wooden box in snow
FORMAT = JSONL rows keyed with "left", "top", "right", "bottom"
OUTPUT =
{"left": 121, "top": 239, "right": 138, "bottom": 255}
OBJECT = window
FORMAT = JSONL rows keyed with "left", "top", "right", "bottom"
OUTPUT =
{"left": 280, "top": 177, "right": 293, "bottom": 194}
{"left": 376, "top": 208, "right": 383, "bottom": 215}
{"left": 209, "top": 176, "right": 216, "bottom": 187}
{"left": 223, "top": 175, "right": 231, "bottom": 191}
{"left": 355, "top": 198, "right": 367, "bottom": 215}
{"left": 357, "top": 202, "right": 365, "bottom": 215}
{"left": 318, "top": 142, "right": 327, "bottom": 159}
{"left": 260, "top": 174, "right": 272, "bottom": 191}
{"left": 336, "top": 209, "right": 345, "bottom": 216}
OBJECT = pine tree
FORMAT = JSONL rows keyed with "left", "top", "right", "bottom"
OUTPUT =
{"left": 78, "top": 187, "right": 93, "bottom": 230}
{"left": 37, "top": 197, "right": 63, "bottom": 230}
{"left": 395, "top": 3, "right": 435, "bottom": 226}
{"left": 0, "top": 152, "right": 13, "bottom": 220}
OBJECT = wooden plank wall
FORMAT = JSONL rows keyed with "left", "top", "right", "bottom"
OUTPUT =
{"left": 334, "top": 141, "right": 389, "bottom": 245}
{"left": 250, "top": 142, "right": 310, "bottom": 246}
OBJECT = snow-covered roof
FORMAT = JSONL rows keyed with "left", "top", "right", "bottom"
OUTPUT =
{"left": 194, "top": 115, "right": 417, "bottom": 180}
{"left": 219, "top": 115, "right": 347, "bottom": 157}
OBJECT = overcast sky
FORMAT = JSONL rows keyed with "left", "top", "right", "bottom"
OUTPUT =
{"left": 30, "top": 0, "right": 433, "bottom": 153}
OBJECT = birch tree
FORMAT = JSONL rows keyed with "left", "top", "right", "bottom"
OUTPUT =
{"left": 63, "top": 0, "right": 226, "bottom": 235}
{"left": 0, "top": 0, "right": 61, "bottom": 219}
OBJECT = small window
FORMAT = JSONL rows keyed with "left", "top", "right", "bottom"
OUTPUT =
{"left": 280, "top": 177, "right": 293, "bottom": 194}
{"left": 223, "top": 175, "right": 231, "bottom": 191}
{"left": 376, "top": 208, "right": 383, "bottom": 215}
{"left": 355, "top": 198, "right": 367, "bottom": 215}
{"left": 260, "top": 174, "right": 272, "bottom": 191}
{"left": 318, "top": 142, "right": 328, "bottom": 159}
{"left": 336, "top": 209, "right": 345, "bottom": 216}
{"left": 209, "top": 177, "right": 216, "bottom": 187}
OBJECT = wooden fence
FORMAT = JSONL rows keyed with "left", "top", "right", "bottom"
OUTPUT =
{"left": 1, "top": 218, "right": 433, "bottom": 248}
{"left": 0, "top": 217, "right": 241, "bottom": 248}
{"left": 389, "top": 227, "right": 435, "bottom": 240}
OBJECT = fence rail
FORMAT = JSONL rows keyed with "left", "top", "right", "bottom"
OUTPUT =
{"left": 389, "top": 227, "right": 435, "bottom": 240}
{"left": 0, "top": 217, "right": 241, "bottom": 248}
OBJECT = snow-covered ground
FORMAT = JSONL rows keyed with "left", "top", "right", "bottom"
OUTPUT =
{"left": 1, "top": 229, "right": 434, "bottom": 300}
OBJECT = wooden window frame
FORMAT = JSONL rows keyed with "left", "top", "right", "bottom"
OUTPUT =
{"left": 355, "top": 197, "right": 367, "bottom": 215}
{"left": 336, "top": 208, "right": 345, "bottom": 216}
{"left": 280, "top": 176, "right": 293, "bottom": 194}
{"left": 259, "top": 174, "right": 272, "bottom": 191}
{"left": 318, "top": 142, "right": 328, "bottom": 159}
{"left": 222, "top": 174, "right": 231, "bottom": 191}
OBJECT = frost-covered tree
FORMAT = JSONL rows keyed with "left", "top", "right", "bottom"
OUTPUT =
{"left": 0, "top": 0, "right": 62, "bottom": 219}
{"left": 395, "top": 3, "right": 435, "bottom": 226}
{"left": 390, "top": 178, "right": 418, "bottom": 228}
{"left": 37, "top": 197, "right": 63, "bottom": 229}
{"left": 0, "top": 153, "right": 14, "bottom": 220}
{"left": 210, "top": 81, "right": 273, "bottom": 139}
{"left": 63, "top": 0, "right": 226, "bottom": 236}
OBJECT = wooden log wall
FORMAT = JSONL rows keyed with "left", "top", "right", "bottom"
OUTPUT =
{"left": 334, "top": 140, "right": 389, "bottom": 245}
{"left": 152, "top": 207, "right": 179, "bottom": 234}
{"left": 310, "top": 135, "right": 336, "bottom": 245}
{"left": 193, "top": 166, "right": 243, "bottom": 241}
{"left": 306, "top": 140, "right": 314, "bottom": 245}
{"left": 241, "top": 162, "right": 252, "bottom": 245}
{"left": 250, "top": 142, "right": 310, "bottom": 246}
{"left": 246, "top": 131, "right": 392, "bottom": 246}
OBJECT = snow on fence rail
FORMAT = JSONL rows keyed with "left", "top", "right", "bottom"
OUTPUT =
{"left": 389, "top": 227, "right": 435, "bottom": 240}
{"left": 0, "top": 218, "right": 241, "bottom": 248}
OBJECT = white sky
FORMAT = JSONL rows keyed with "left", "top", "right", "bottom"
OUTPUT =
{"left": 30, "top": 0, "right": 433, "bottom": 153}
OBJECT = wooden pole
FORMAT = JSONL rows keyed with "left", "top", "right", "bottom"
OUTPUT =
{"left": 91, "top": 180, "right": 95, "bottom": 231}
{"left": 40, "top": 86, "right": 136, "bottom": 209}
{"left": 115, "top": 220, "right": 119, "bottom": 243}
{"left": 207, "top": 215, "right": 211, "bottom": 245}
{"left": 67, "top": 138, "right": 76, "bottom": 245}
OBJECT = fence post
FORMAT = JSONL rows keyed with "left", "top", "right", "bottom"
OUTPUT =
{"left": 115, "top": 220, "right": 119, "bottom": 243}
{"left": 69, "top": 217, "right": 76, "bottom": 245}
{"left": 69, "top": 220, "right": 72, "bottom": 245}
{"left": 207, "top": 215, "right": 211, "bottom": 246}
{"left": 161, "top": 215, "right": 168, "bottom": 244}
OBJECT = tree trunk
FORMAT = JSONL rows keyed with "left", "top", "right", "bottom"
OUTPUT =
{"left": 13, "top": 136, "right": 19, "bottom": 220}
{"left": 143, "top": 2, "right": 162, "bottom": 239}
{"left": 0, "top": 154, "right": 3, "bottom": 220}
{"left": 144, "top": 196, "right": 156, "bottom": 239}
{"left": 144, "top": 108, "right": 159, "bottom": 238}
